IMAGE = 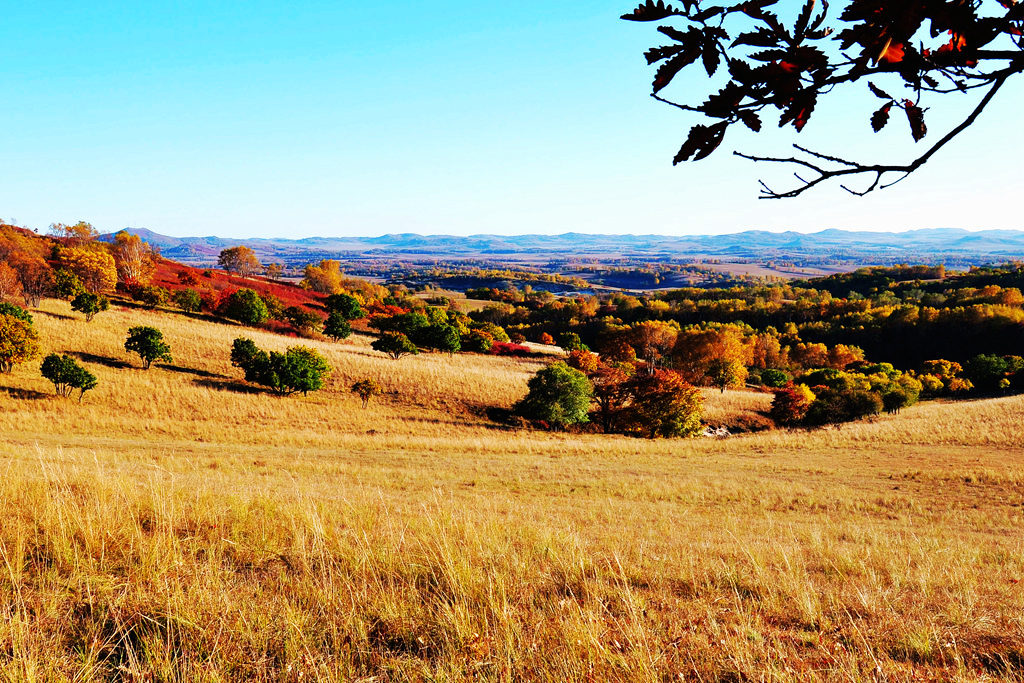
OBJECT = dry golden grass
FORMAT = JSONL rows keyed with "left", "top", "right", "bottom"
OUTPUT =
{"left": 1, "top": 300, "right": 1023, "bottom": 681}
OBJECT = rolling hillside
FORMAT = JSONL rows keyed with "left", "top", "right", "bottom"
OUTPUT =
{"left": 1, "top": 299, "right": 1023, "bottom": 680}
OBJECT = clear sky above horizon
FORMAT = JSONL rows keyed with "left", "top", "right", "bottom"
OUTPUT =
{"left": 1, "top": 1, "right": 1021, "bottom": 239}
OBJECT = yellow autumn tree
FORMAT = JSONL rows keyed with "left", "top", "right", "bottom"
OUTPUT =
{"left": 302, "top": 259, "right": 344, "bottom": 294}
{"left": 59, "top": 248, "right": 117, "bottom": 293}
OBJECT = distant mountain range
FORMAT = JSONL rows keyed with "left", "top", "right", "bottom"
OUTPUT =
{"left": 101, "top": 227, "right": 1024, "bottom": 267}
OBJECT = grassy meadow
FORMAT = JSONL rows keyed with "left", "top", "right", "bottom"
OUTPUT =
{"left": 1, "top": 299, "right": 1023, "bottom": 681}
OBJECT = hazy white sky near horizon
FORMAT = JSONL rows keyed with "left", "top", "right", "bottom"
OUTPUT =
{"left": 1, "top": 2, "right": 1021, "bottom": 239}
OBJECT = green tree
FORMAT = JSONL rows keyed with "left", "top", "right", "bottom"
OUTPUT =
{"left": 284, "top": 306, "right": 323, "bottom": 335}
{"left": 351, "top": 379, "right": 383, "bottom": 408}
{"left": 124, "top": 326, "right": 172, "bottom": 369}
{"left": 222, "top": 288, "right": 269, "bottom": 325}
{"left": 131, "top": 285, "right": 168, "bottom": 308}
{"left": 172, "top": 288, "right": 202, "bottom": 313}
{"left": 371, "top": 332, "right": 419, "bottom": 360}
{"left": 260, "top": 293, "right": 286, "bottom": 321}
{"left": 760, "top": 368, "right": 790, "bottom": 389}
{"left": 423, "top": 324, "right": 461, "bottom": 355}
{"left": 0, "top": 302, "right": 33, "bottom": 324}
{"left": 461, "top": 329, "right": 494, "bottom": 354}
{"left": 0, "top": 313, "right": 40, "bottom": 373}
{"left": 230, "top": 338, "right": 330, "bottom": 396}
{"left": 325, "top": 293, "right": 365, "bottom": 320}
{"left": 70, "top": 292, "right": 110, "bottom": 322}
{"left": 40, "top": 354, "right": 97, "bottom": 402}
{"left": 52, "top": 268, "right": 84, "bottom": 300}
{"left": 557, "top": 332, "right": 589, "bottom": 353}
{"left": 324, "top": 311, "right": 352, "bottom": 341}
{"left": 515, "top": 361, "right": 593, "bottom": 429}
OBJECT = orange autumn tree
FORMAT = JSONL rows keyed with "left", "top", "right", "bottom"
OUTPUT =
{"left": 624, "top": 0, "right": 1024, "bottom": 197}
{"left": 674, "top": 324, "right": 752, "bottom": 388}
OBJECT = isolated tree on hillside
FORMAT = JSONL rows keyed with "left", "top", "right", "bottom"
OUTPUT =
{"left": 124, "top": 326, "right": 172, "bottom": 369}
{"left": 516, "top": 361, "right": 594, "bottom": 429}
{"left": 0, "top": 312, "right": 40, "bottom": 373}
{"left": 40, "top": 354, "right": 97, "bottom": 402}
{"left": 706, "top": 357, "right": 747, "bottom": 392}
{"left": 372, "top": 332, "right": 419, "bottom": 360}
{"left": 221, "top": 288, "right": 269, "bottom": 326}
{"left": 302, "top": 259, "right": 344, "bottom": 294}
{"left": 351, "top": 379, "right": 383, "bottom": 408}
{"left": 324, "top": 311, "right": 353, "bottom": 341}
{"left": 70, "top": 292, "right": 110, "bottom": 322}
{"left": 422, "top": 323, "right": 461, "bottom": 355}
{"left": 218, "top": 246, "right": 261, "bottom": 278}
{"left": 623, "top": 0, "right": 1024, "bottom": 197}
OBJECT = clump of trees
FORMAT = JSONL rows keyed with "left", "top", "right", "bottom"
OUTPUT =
{"left": 231, "top": 338, "right": 331, "bottom": 396}
{"left": 770, "top": 363, "right": 923, "bottom": 428}
{"left": 40, "top": 354, "right": 97, "bottom": 401}
{"left": 519, "top": 354, "right": 705, "bottom": 438}
{"left": 70, "top": 292, "right": 110, "bottom": 321}
{"left": 124, "top": 326, "right": 173, "bottom": 369}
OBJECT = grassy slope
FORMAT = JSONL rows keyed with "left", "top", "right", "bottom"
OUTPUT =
{"left": 1, "top": 300, "right": 1023, "bottom": 681}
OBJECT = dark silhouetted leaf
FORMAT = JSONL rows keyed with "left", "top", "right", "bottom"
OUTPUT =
{"left": 732, "top": 28, "right": 779, "bottom": 48}
{"left": 673, "top": 122, "right": 728, "bottom": 164}
{"left": 702, "top": 39, "right": 722, "bottom": 75}
{"left": 870, "top": 103, "right": 892, "bottom": 131}
{"left": 645, "top": 45, "right": 685, "bottom": 64}
{"left": 905, "top": 101, "right": 927, "bottom": 141}
{"left": 621, "top": 0, "right": 686, "bottom": 21}
{"left": 738, "top": 110, "right": 762, "bottom": 131}
{"left": 655, "top": 43, "right": 704, "bottom": 92}
{"left": 867, "top": 82, "right": 892, "bottom": 99}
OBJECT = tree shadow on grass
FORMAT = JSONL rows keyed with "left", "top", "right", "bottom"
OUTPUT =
{"left": 0, "top": 386, "right": 50, "bottom": 401}
{"left": 34, "top": 310, "right": 76, "bottom": 321}
{"left": 193, "top": 378, "right": 264, "bottom": 395}
{"left": 157, "top": 364, "right": 228, "bottom": 380}
{"left": 67, "top": 351, "right": 133, "bottom": 370}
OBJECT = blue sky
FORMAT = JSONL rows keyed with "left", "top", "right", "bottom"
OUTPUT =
{"left": 0, "top": 1, "right": 1020, "bottom": 238}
